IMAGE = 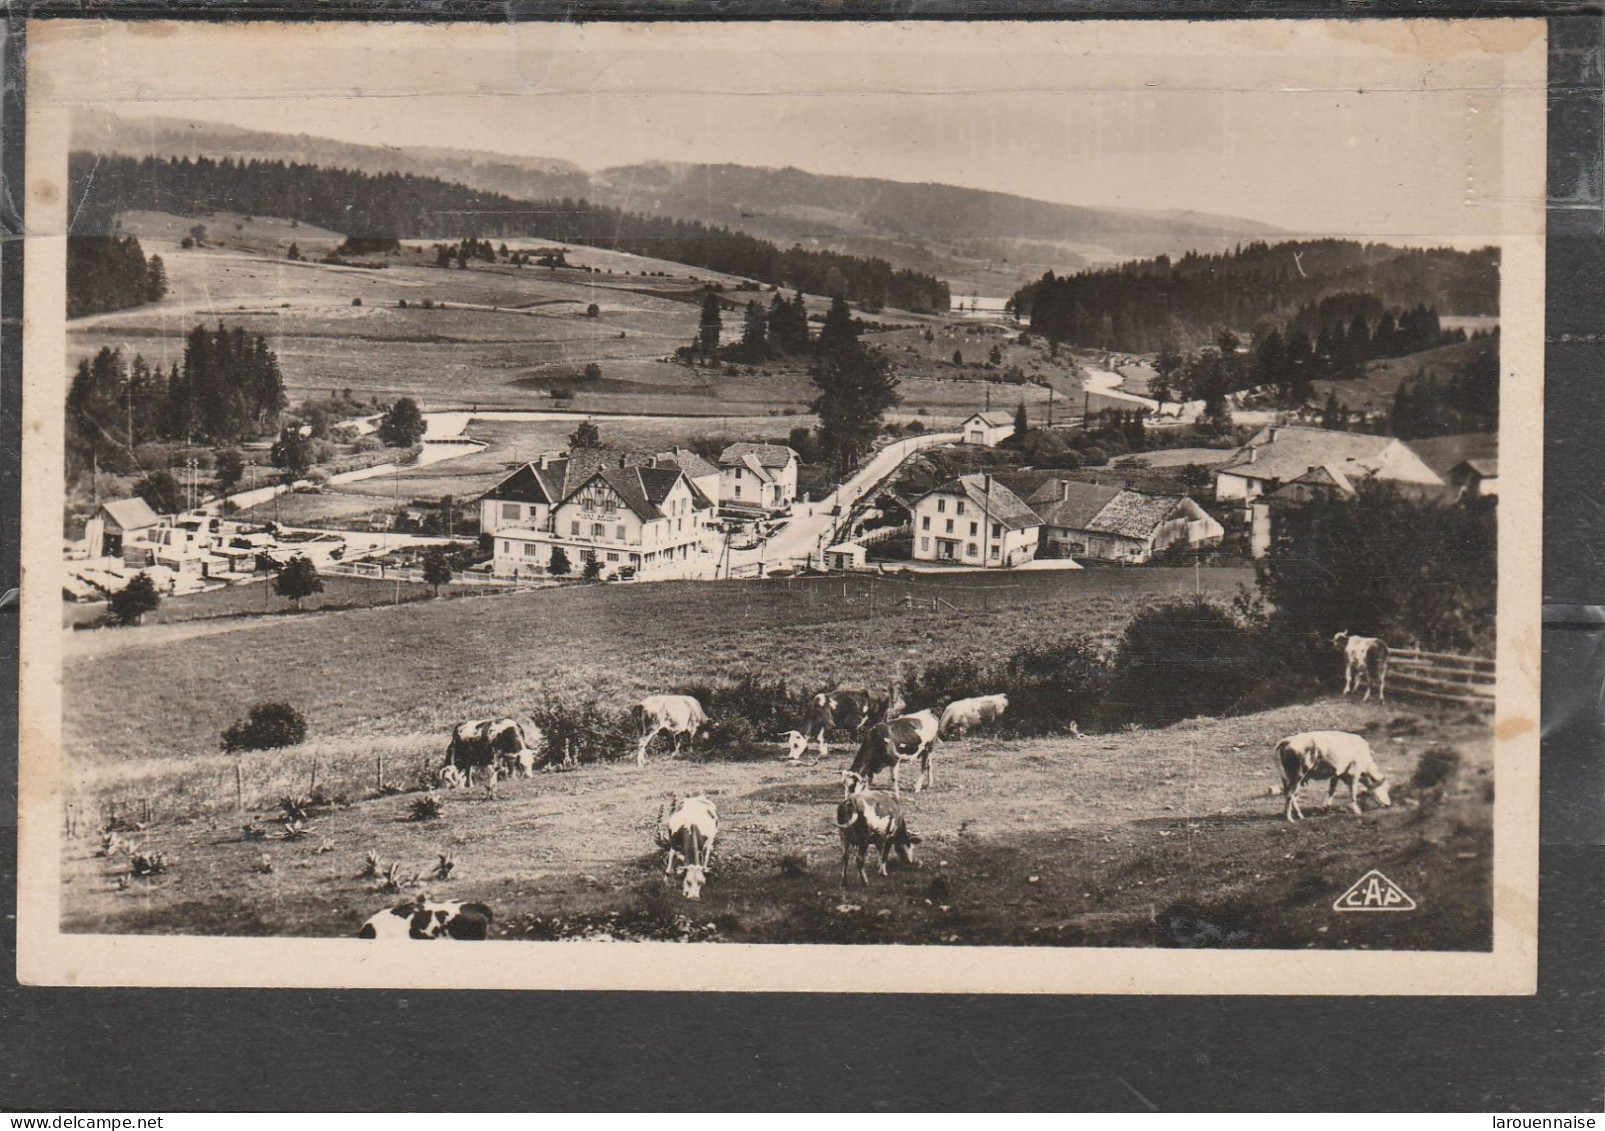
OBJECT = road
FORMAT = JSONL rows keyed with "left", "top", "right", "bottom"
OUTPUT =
{"left": 727, "top": 430, "right": 960, "bottom": 573}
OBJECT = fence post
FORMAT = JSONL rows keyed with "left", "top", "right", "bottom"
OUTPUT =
{"left": 234, "top": 763, "right": 244, "bottom": 812}
{"left": 376, "top": 754, "right": 385, "bottom": 791}
{"left": 311, "top": 757, "right": 318, "bottom": 793}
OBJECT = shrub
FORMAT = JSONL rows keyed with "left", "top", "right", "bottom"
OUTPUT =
{"left": 408, "top": 793, "right": 442, "bottom": 822}
{"left": 528, "top": 697, "right": 633, "bottom": 765}
{"left": 1105, "top": 599, "right": 1271, "bottom": 727}
{"left": 1411, "top": 744, "right": 1463, "bottom": 792}
{"left": 108, "top": 572, "right": 161, "bottom": 626}
{"left": 222, "top": 702, "right": 307, "bottom": 753}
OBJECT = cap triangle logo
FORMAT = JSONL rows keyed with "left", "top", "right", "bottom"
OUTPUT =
{"left": 1333, "top": 869, "right": 1417, "bottom": 912}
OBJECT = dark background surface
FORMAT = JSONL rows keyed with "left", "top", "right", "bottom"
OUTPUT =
{"left": 1, "top": 4, "right": 1601, "bottom": 1112}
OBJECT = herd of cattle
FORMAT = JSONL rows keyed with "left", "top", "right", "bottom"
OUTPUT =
{"left": 357, "top": 631, "right": 1399, "bottom": 939}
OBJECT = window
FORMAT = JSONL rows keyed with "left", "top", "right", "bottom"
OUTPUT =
{"left": 920, "top": 537, "right": 929, "bottom": 552}
{"left": 921, "top": 516, "right": 931, "bottom": 531}
{"left": 991, "top": 545, "right": 1001, "bottom": 559}
{"left": 945, "top": 519, "right": 955, "bottom": 534}
{"left": 967, "top": 543, "right": 978, "bottom": 558}
{"left": 616, "top": 525, "right": 626, "bottom": 542}
{"left": 956, "top": 501, "right": 966, "bottom": 516}
{"left": 970, "top": 522, "right": 978, "bottom": 536}
{"left": 500, "top": 541, "right": 510, "bottom": 555}
{"left": 606, "top": 552, "right": 619, "bottom": 563}
{"left": 522, "top": 543, "right": 538, "bottom": 558}
{"left": 992, "top": 523, "right": 1002, "bottom": 538}
{"left": 735, "top": 486, "right": 743, "bottom": 499}
{"left": 570, "top": 521, "right": 580, "bottom": 536}
{"left": 501, "top": 503, "right": 520, "bottom": 522}
{"left": 937, "top": 499, "right": 946, "bottom": 513}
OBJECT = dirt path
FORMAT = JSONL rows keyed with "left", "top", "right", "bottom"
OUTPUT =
{"left": 63, "top": 698, "right": 1494, "bottom": 949}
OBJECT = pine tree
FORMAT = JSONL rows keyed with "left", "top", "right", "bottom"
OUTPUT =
{"left": 548, "top": 546, "right": 572, "bottom": 576}
{"left": 144, "top": 255, "right": 167, "bottom": 302}
{"left": 818, "top": 295, "right": 858, "bottom": 356}
{"left": 741, "top": 300, "right": 768, "bottom": 359}
{"left": 698, "top": 293, "right": 722, "bottom": 358}
{"left": 1013, "top": 403, "right": 1028, "bottom": 440}
{"left": 810, "top": 343, "right": 901, "bottom": 473}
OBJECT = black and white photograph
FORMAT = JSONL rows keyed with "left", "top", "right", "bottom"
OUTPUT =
{"left": 16, "top": 17, "right": 1544, "bottom": 992}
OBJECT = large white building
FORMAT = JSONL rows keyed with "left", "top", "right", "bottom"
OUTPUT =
{"left": 716, "top": 443, "right": 799, "bottom": 512}
{"left": 910, "top": 474, "right": 1040, "bottom": 567}
{"left": 480, "top": 450, "right": 717, "bottom": 580}
{"left": 1215, "top": 425, "right": 1443, "bottom": 504}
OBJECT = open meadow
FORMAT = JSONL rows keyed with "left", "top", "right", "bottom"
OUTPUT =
{"left": 64, "top": 567, "right": 1255, "bottom": 768}
{"left": 62, "top": 696, "right": 1493, "bottom": 950}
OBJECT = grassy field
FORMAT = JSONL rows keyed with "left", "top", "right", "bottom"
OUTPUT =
{"left": 1314, "top": 337, "right": 1495, "bottom": 413}
{"left": 64, "top": 574, "right": 438, "bottom": 630}
{"left": 62, "top": 696, "right": 1494, "bottom": 950}
{"left": 65, "top": 567, "right": 1254, "bottom": 767}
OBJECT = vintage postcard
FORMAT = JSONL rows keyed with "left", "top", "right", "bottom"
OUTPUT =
{"left": 18, "top": 18, "right": 1544, "bottom": 991}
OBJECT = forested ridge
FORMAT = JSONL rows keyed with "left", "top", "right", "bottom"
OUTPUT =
{"left": 1013, "top": 239, "right": 1498, "bottom": 353}
{"left": 67, "top": 152, "right": 951, "bottom": 312}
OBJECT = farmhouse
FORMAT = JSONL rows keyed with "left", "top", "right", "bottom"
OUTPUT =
{"left": 484, "top": 452, "right": 717, "bottom": 580}
{"left": 84, "top": 496, "right": 160, "bottom": 561}
{"left": 1215, "top": 425, "right": 1442, "bottom": 504}
{"left": 911, "top": 474, "right": 1040, "bottom": 567}
{"left": 1028, "top": 479, "right": 1223, "bottom": 563}
{"left": 961, "top": 411, "right": 1016, "bottom": 447}
{"left": 716, "top": 443, "right": 798, "bottom": 512}
{"left": 656, "top": 448, "right": 722, "bottom": 507}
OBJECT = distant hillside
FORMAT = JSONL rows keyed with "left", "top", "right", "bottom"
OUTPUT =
{"left": 76, "top": 113, "right": 1283, "bottom": 294}
{"left": 71, "top": 112, "right": 592, "bottom": 203}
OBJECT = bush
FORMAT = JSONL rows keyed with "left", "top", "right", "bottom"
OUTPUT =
{"left": 222, "top": 702, "right": 307, "bottom": 753}
{"left": 1105, "top": 599, "right": 1272, "bottom": 727}
{"left": 528, "top": 697, "right": 633, "bottom": 765}
{"left": 1411, "top": 744, "right": 1463, "bottom": 792}
{"left": 108, "top": 572, "right": 161, "bottom": 625}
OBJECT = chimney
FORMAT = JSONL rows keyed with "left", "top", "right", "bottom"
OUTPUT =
{"left": 1267, "top": 426, "right": 1280, "bottom": 443}
{"left": 1247, "top": 448, "right": 1257, "bottom": 465}
{"left": 537, "top": 453, "right": 550, "bottom": 470}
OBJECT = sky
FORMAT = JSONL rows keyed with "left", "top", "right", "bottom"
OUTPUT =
{"left": 32, "top": 19, "right": 1546, "bottom": 239}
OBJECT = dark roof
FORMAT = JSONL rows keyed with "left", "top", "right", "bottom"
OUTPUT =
{"left": 481, "top": 463, "right": 561, "bottom": 506}
{"left": 922, "top": 474, "right": 1040, "bottom": 531}
{"left": 482, "top": 448, "right": 685, "bottom": 506}
{"left": 1027, "top": 480, "right": 1122, "bottom": 529}
{"left": 718, "top": 442, "right": 796, "bottom": 470}
{"left": 574, "top": 463, "right": 710, "bottom": 521}
{"left": 657, "top": 448, "right": 720, "bottom": 480}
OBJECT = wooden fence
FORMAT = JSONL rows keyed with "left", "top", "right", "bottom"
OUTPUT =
{"left": 1387, "top": 646, "right": 1495, "bottom": 707}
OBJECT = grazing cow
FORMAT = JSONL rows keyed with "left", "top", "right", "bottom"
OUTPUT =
{"left": 834, "top": 790, "right": 921, "bottom": 885}
{"left": 632, "top": 695, "right": 709, "bottom": 766}
{"left": 500, "top": 723, "right": 547, "bottom": 779}
{"left": 1276, "top": 730, "right": 1394, "bottom": 822}
{"left": 445, "top": 718, "right": 537, "bottom": 786}
{"left": 1332, "top": 632, "right": 1390, "bottom": 702}
{"left": 938, "top": 694, "right": 1009, "bottom": 739}
{"left": 848, "top": 709, "right": 942, "bottom": 796}
{"left": 800, "top": 685, "right": 899, "bottom": 761}
{"left": 657, "top": 794, "right": 719, "bottom": 899}
{"left": 357, "top": 897, "right": 494, "bottom": 940}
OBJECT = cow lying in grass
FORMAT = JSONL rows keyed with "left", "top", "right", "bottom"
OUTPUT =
{"left": 1276, "top": 730, "right": 1394, "bottom": 822}
{"left": 835, "top": 788, "right": 921, "bottom": 885}
{"left": 657, "top": 794, "right": 719, "bottom": 900}
{"left": 357, "top": 897, "right": 494, "bottom": 940}
{"left": 849, "top": 709, "right": 941, "bottom": 796}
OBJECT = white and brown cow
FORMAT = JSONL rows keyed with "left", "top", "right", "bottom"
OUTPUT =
{"left": 938, "top": 694, "right": 1009, "bottom": 739}
{"left": 633, "top": 694, "right": 709, "bottom": 766}
{"left": 357, "top": 897, "right": 494, "bottom": 940}
{"left": 446, "top": 718, "right": 537, "bottom": 786}
{"left": 1332, "top": 632, "right": 1390, "bottom": 702}
{"left": 834, "top": 789, "right": 921, "bottom": 885}
{"left": 848, "top": 708, "right": 942, "bottom": 797}
{"left": 799, "top": 685, "right": 899, "bottom": 761}
{"left": 657, "top": 794, "right": 719, "bottom": 899}
{"left": 1276, "top": 730, "right": 1394, "bottom": 822}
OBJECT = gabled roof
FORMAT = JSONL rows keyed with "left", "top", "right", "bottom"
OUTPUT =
{"left": 920, "top": 474, "right": 1040, "bottom": 531}
{"left": 481, "top": 462, "right": 562, "bottom": 506}
{"left": 657, "top": 448, "right": 720, "bottom": 481}
{"left": 100, "top": 496, "right": 160, "bottom": 529}
{"left": 1452, "top": 458, "right": 1499, "bottom": 479}
{"left": 1406, "top": 433, "right": 1499, "bottom": 481}
{"left": 568, "top": 463, "right": 709, "bottom": 522}
{"left": 1218, "top": 425, "right": 1441, "bottom": 487}
{"left": 1027, "top": 479, "right": 1122, "bottom": 529}
{"left": 965, "top": 411, "right": 1015, "bottom": 428}
{"left": 1084, "top": 491, "right": 1192, "bottom": 541}
{"left": 718, "top": 442, "right": 796, "bottom": 470}
{"left": 482, "top": 448, "right": 684, "bottom": 506}
{"left": 740, "top": 452, "right": 775, "bottom": 484}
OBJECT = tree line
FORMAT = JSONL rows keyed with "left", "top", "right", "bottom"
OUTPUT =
{"left": 67, "top": 323, "right": 285, "bottom": 474}
{"left": 1013, "top": 238, "right": 1498, "bottom": 354}
{"left": 66, "top": 235, "right": 166, "bottom": 318}
{"left": 68, "top": 152, "right": 951, "bottom": 313}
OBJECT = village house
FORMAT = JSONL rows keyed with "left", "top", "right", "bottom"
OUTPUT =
{"left": 1448, "top": 458, "right": 1499, "bottom": 500}
{"left": 960, "top": 411, "right": 1016, "bottom": 447}
{"left": 1215, "top": 425, "right": 1443, "bottom": 505}
{"left": 1028, "top": 479, "right": 1224, "bottom": 564}
{"left": 716, "top": 443, "right": 799, "bottom": 512}
{"left": 84, "top": 496, "right": 160, "bottom": 561}
{"left": 480, "top": 450, "right": 717, "bottom": 581}
{"left": 910, "top": 474, "right": 1040, "bottom": 567}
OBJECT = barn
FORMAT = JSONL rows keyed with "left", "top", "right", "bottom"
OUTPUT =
{"left": 1029, "top": 479, "right": 1223, "bottom": 563}
{"left": 960, "top": 411, "right": 1015, "bottom": 448}
{"left": 84, "top": 497, "right": 160, "bottom": 562}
